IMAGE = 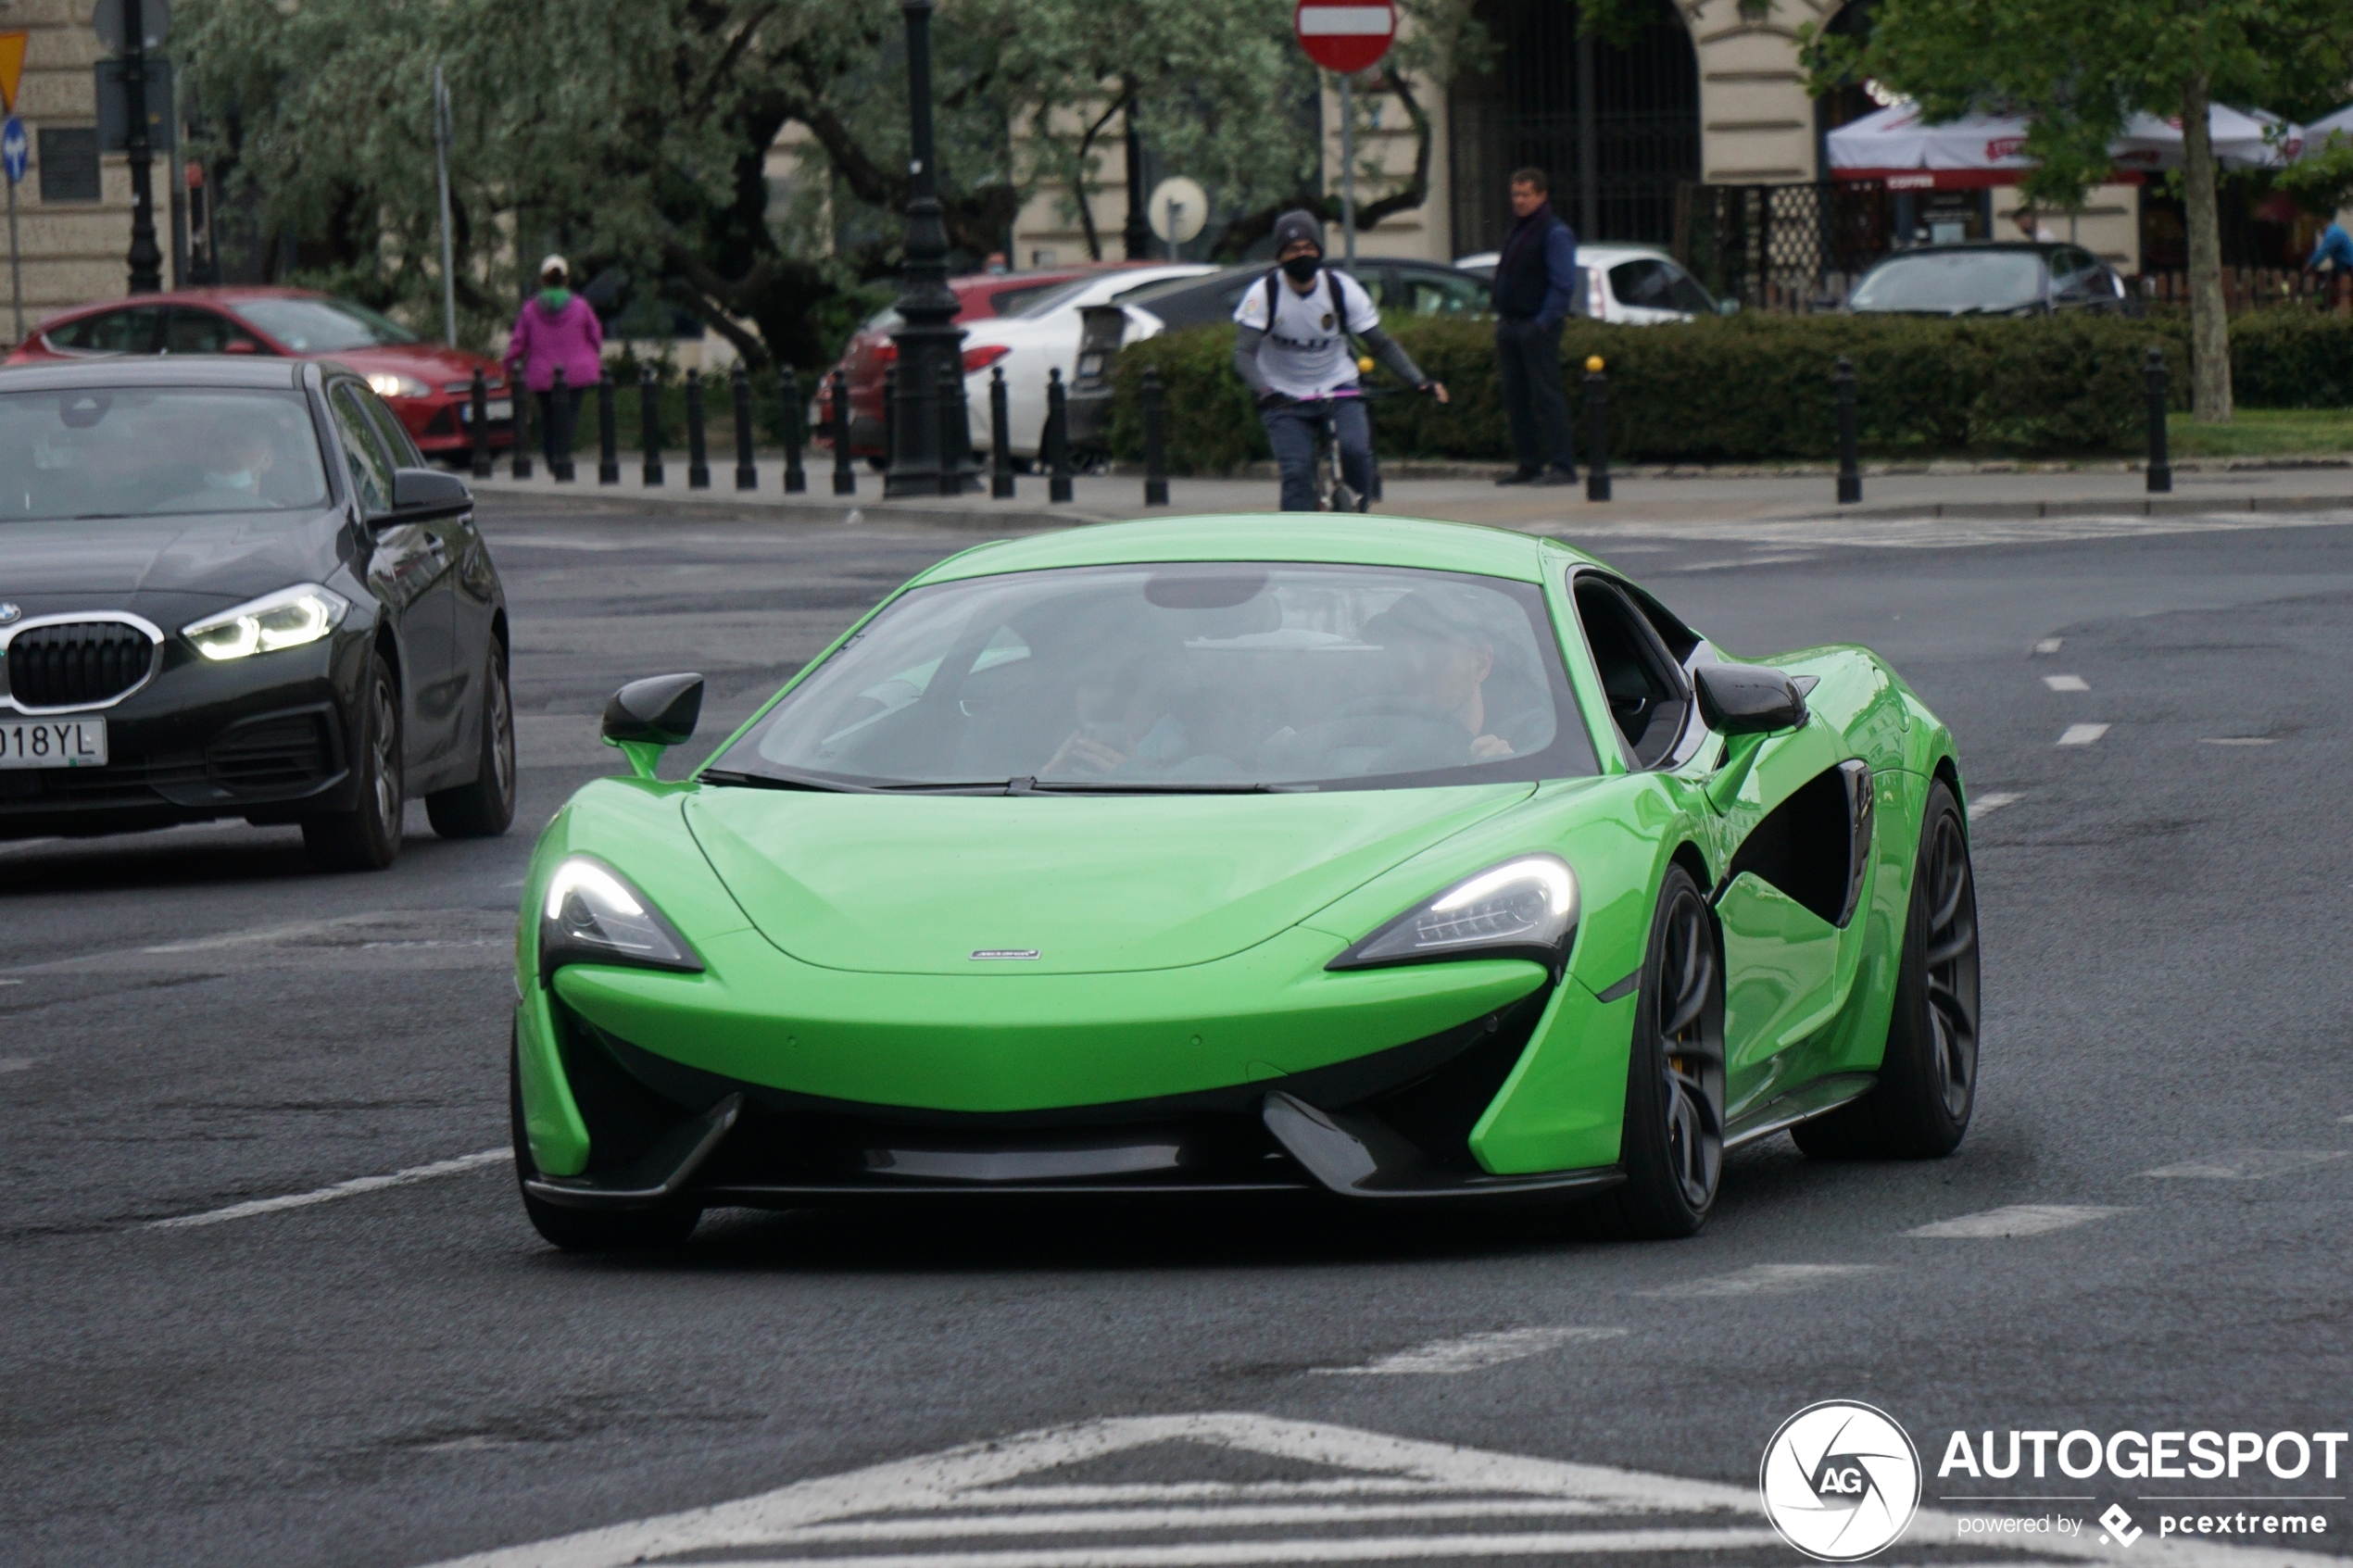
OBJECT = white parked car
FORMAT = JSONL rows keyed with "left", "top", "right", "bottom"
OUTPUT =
{"left": 1452, "top": 244, "right": 1726, "bottom": 323}
{"left": 956, "top": 264, "right": 1216, "bottom": 458}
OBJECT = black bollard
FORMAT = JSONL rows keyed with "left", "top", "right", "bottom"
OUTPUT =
{"left": 731, "top": 365, "right": 759, "bottom": 491}
{"left": 988, "top": 365, "right": 1015, "bottom": 499}
{"left": 639, "top": 365, "right": 664, "bottom": 486}
{"left": 830, "top": 370, "right": 855, "bottom": 496}
{"left": 1583, "top": 356, "right": 1611, "bottom": 503}
{"left": 510, "top": 375, "right": 535, "bottom": 480}
{"left": 1140, "top": 366, "right": 1169, "bottom": 507}
{"left": 1045, "top": 367, "right": 1075, "bottom": 503}
{"left": 469, "top": 367, "right": 493, "bottom": 479}
{"left": 597, "top": 369, "right": 620, "bottom": 484}
{"left": 881, "top": 365, "right": 897, "bottom": 472}
{"left": 2145, "top": 347, "right": 2171, "bottom": 494}
{"left": 548, "top": 366, "right": 573, "bottom": 482}
{"left": 937, "top": 359, "right": 966, "bottom": 497}
{"left": 1834, "top": 356, "right": 1861, "bottom": 506}
{"left": 686, "top": 370, "right": 711, "bottom": 489}
{"left": 780, "top": 365, "right": 808, "bottom": 494}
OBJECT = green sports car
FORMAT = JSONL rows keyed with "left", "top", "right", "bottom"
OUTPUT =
{"left": 510, "top": 515, "right": 1980, "bottom": 1250}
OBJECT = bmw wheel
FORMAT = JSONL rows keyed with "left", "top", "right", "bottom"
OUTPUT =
{"left": 303, "top": 653, "right": 403, "bottom": 872}
{"left": 426, "top": 646, "right": 517, "bottom": 839}
{"left": 1603, "top": 864, "right": 1725, "bottom": 1237}
{"left": 1794, "top": 778, "right": 1979, "bottom": 1159}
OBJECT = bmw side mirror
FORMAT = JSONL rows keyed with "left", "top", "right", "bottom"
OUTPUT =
{"left": 1694, "top": 662, "right": 1808, "bottom": 736}
{"left": 603, "top": 673, "right": 704, "bottom": 779}
{"left": 389, "top": 465, "right": 472, "bottom": 521}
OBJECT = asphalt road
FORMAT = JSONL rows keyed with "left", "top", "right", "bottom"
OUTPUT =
{"left": 7, "top": 497, "right": 2352, "bottom": 1568}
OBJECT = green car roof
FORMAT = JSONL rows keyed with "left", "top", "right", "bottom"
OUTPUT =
{"left": 913, "top": 514, "right": 1605, "bottom": 588}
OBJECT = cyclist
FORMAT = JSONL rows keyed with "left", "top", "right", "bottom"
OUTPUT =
{"left": 1231, "top": 209, "right": 1448, "bottom": 511}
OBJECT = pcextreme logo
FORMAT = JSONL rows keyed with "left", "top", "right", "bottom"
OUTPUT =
{"left": 1760, "top": 1400, "right": 1923, "bottom": 1562}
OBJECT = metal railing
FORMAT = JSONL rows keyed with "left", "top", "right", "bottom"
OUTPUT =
{"left": 1675, "top": 179, "right": 1892, "bottom": 313}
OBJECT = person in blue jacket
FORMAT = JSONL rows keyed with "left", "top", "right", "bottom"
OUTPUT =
{"left": 1490, "top": 169, "right": 1580, "bottom": 486}
{"left": 2307, "top": 219, "right": 2353, "bottom": 272}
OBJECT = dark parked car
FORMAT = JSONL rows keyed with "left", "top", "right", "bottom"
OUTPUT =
{"left": 0, "top": 358, "right": 513, "bottom": 869}
{"left": 1064, "top": 261, "right": 1491, "bottom": 455}
{"left": 1844, "top": 243, "right": 2137, "bottom": 316}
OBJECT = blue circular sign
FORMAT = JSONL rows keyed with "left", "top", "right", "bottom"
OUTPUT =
{"left": 2, "top": 117, "right": 26, "bottom": 185}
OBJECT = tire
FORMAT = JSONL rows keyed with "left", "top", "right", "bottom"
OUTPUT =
{"left": 1793, "top": 778, "right": 1980, "bottom": 1160}
{"left": 1600, "top": 864, "right": 1726, "bottom": 1238}
{"left": 302, "top": 652, "right": 403, "bottom": 872}
{"left": 426, "top": 646, "right": 517, "bottom": 839}
{"left": 510, "top": 1035, "right": 701, "bottom": 1253}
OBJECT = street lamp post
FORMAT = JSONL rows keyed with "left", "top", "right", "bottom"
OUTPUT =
{"left": 121, "top": 0, "right": 163, "bottom": 293}
{"left": 885, "top": 0, "right": 977, "bottom": 497}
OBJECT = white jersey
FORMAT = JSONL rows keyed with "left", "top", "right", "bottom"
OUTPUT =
{"left": 1233, "top": 268, "right": 1381, "bottom": 400}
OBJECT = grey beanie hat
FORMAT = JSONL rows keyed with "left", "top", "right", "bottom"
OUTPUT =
{"left": 1270, "top": 209, "right": 1323, "bottom": 254}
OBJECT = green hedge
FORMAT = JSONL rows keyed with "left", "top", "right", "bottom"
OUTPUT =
{"left": 1107, "top": 309, "right": 2353, "bottom": 470}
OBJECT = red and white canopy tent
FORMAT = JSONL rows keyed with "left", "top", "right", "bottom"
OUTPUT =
{"left": 1828, "top": 102, "right": 2302, "bottom": 189}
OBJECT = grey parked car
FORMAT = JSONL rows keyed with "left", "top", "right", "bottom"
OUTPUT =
{"left": 1844, "top": 242, "right": 2139, "bottom": 317}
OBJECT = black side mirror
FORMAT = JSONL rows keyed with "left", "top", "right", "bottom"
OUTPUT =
{"left": 603, "top": 673, "right": 704, "bottom": 748}
{"left": 1693, "top": 662, "right": 1808, "bottom": 735}
{"left": 389, "top": 466, "right": 472, "bottom": 520}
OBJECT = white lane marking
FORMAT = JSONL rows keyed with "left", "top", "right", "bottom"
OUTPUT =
{"left": 771, "top": 1499, "right": 1619, "bottom": 1543}
{"left": 0, "top": 1057, "right": 36, "bottom": 1073}
{"left": 2200, "top": 736, "right": 2278, "bottom": 746}
{"left": 2033, "top": 636, "right": 2064, "bottom": 655}
{"left": 413, "top": 1411, "right": 2348, "bottom": 1568}
{"left": 147, "top": 1148, "right": 510, "bottom": 1230}
{"left": 142, "top": 917, "right": 354, "bottom": 954}
{"left": 1906, "top": 1204, "right": 2129, "bottom": 1239}
{"left": 2043, "top": 674, "right": 2089, "bottom": 691}
{"left": 1971, "top": 791, "right": 2022, "bottom": 817}
{"left": 1638, "top": 1262, "right": 1881, "bottom": 1298}
{"left": 2140, "top": 1149, "right": 2350, "bottom": 1181}
{"left": 950, "top": 1484, "right": 1470, "bottom": 1506}
{"left": 2057, "top": 723, "right": 2110, "bottom": 746}
{"left": 0, "top": 978, "right": 21, "bottom": 985}
{"left": 1312, "top": 1326, "right": 1628, "bottom": 1376}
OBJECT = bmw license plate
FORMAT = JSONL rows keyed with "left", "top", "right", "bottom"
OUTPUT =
{"left": 459, "top": 398, "right": 515, "bottom": 423}
{"left": 0, "top": 718, "right": 107, "bottom": 769}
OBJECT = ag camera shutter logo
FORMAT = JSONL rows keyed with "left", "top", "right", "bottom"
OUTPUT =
{"left": 1760, "top": 1399, "right": 1923, "bottom": 1562}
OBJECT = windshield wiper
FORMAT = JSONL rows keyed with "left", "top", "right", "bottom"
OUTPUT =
{"left": 698, "top": 767, "right": 875, "bottom": 794}
{"left": 1014, "top": 778, "right": 1308, "bottom": 795}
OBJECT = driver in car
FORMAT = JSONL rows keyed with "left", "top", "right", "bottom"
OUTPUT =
{"left": 161, "top": 416, "right": 282, "bottom": 510}
{"left": 1360, "top": 597, "right": 1517, "bottom": 760}
{"left": 1041, "top": 663, "right": 1189, "bottom": 780}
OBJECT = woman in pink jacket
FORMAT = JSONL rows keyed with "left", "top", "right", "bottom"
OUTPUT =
{"left": 505, "top": 255, "right": 605, "bottom": 469}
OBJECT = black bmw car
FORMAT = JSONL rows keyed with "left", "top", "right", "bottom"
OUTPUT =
{"left": 0, "top": 357, "right": 513, "bottom": 869}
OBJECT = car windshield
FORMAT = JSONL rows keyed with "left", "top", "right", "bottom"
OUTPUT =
{"left": 0, "top": 387, "right": 332, "bottom": 521}
{"left": 1011, "top": 279, "right": 1100, "bottom": 320}
{"left": 711, "top": 561, "right": 1594, "bottom": 792}
{"left": 1849, "top": 251, "right": 2045, "bottom": 312}
{"left": 233, "top": 296, "right": 421, "bottom": 351}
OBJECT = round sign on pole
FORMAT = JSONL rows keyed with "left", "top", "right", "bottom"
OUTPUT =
{"left": 1293, "top": 0, "right": 1395, "bottom": 74}
{"left": 1147, "top": 177, "right": 1208, "bottom": 245}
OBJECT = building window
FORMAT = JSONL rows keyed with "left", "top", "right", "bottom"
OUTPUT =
{"left": 39, "top": 128, "right": 103, "bottom": 203}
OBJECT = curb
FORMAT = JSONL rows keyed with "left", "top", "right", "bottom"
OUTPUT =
{"left": 469, "top": 480, "right": 1115, "bottom": 533}
{"left": 1793, "top": 493, "right": 2353, "bottom": 521}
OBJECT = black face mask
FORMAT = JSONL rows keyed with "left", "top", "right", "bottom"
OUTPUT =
{"left": 1280, "top": 253, "right": 1321, "bottom": 283}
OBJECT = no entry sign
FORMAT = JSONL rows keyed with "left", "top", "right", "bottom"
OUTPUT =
{"left": 1294, "top": 0, "right": 1395, "bottom": 73}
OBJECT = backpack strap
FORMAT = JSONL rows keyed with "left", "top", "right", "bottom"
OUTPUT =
{"left": 1264, "top": 271, "right": 1282, "bottom": 324}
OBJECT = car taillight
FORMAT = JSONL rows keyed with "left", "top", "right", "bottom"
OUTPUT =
{"left": 874, "top": 342, "right": 898, "bottom": 363}
{"left": 963, "top": 345, "right": 1012, "bottom": 372}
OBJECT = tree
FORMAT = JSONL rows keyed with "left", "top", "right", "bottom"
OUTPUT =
{"left": 1798, "top": 0, "right": 2353, "bottom": 421}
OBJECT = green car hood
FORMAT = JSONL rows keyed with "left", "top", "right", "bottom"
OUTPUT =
{"left": 683, "top": 784, "right": 1535, "bottom": 975}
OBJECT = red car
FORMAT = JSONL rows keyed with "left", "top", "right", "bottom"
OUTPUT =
{"left": 5, "top": 287, "right": 513, "bottom": 460}
{"left": 816, "top": 268, "right": 1132, "bottom": 460}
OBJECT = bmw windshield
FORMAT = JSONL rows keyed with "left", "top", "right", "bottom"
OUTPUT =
{"left": 711, "top": 562, "right": 1595, "bottom": 792}
{"left": 0, "top": 387, "right": 331, "bottom": 521}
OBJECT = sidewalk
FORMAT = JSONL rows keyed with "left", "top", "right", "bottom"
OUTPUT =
{"left": 466, "top": 450, "right": 2353, "bottom": 532}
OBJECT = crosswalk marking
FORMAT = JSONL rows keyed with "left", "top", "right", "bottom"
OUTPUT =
{"left": 703, "top": 1532, "right": 1792, "bottom": 1566}
{"left": 1906, "top": 1205, "right": 2128, "bottom": 1238}
{"left": 1971, "top": 791, "right": 2022, "bottom": 817}
{"left": 2032, "top": 637, "right": 2064, "bottom": 655}
{"left": 2043, "top": 674, "right": 2089, "bottom": 691}
{"left": 2140, "top": 1149, "right": 2350, "bottom": 1180}
{"left": 1638, "top": 1262, "right": 1881, "bottom": 1298}
{"left": 1313, "top": 1326, "right": 1628, "bottom": 1376}
{"left": 2057, "top": 723, "right": 2110, "bottom": 746}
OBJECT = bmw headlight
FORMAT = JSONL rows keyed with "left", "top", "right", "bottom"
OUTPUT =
{"left": 366, "top": 372, "right": 432, "bottom": 399}
{"left": 183, "top": 583, "right": 351, "bottom": 660}
{"left": 1328, "top": 854, "right": 1579, "bottom": 972}
{"left": 538, "top": 856, "right": 703, "bottom": 983}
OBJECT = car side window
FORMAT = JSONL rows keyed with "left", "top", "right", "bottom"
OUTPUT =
{"left": 1574, "top": 576, "right": 1690, "bottom": 768}
{"left": 328, "top": 383, "right": 396, "bottom": 514}
{"left": 1401, "top": 270, "right": 1489, "bottom": 316}
{"left": 166, "top": 308, "right": 264, "bottom": 355}
{"left": 1610, "top": 259, "right": 1681, "bottom": 309}
{"left": 46, "top": 307, "right": 165, "bottom": 355}
{"left": 355, "top": 383, "right": 425, "bottom": 468}
{"left": 1658, "top": 264, "right": 1716, "bottom": 315}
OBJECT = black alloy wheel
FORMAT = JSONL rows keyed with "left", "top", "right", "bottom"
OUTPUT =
{"left": 303, "top": 652, "right": 404, "bottom": 872}
{"left": 510, "top": 1034, "right": 701, "bottom": 1253}
{"left": 1794, "top": 778, "right": 1980, "bottom": 1159}
{"left": 427, "top": 646, "right": 517, "bottom": 838}
{"left": 1602, "top": 864, "right": 1725, "bottom": 1237}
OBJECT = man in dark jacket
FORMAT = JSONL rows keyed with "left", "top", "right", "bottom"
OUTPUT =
{"left": 1491, "top": 169, "right": 1579, "bottom": 486}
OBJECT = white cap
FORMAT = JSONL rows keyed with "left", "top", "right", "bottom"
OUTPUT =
{"left": 539, "top": 254, "right": 569, "bottom": 281}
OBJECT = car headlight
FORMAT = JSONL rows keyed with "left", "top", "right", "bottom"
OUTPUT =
{"left": 1328, "top": 854, "right": 1579, "bottom": 972}
{"left": 366, "top": 372, "right": 432, "bottom": 399}
{"left": 183, "top": 583, "right": 351, "bottom": 660}
{"left": 538, "top": 856, "right": 703, "bottom": 984}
